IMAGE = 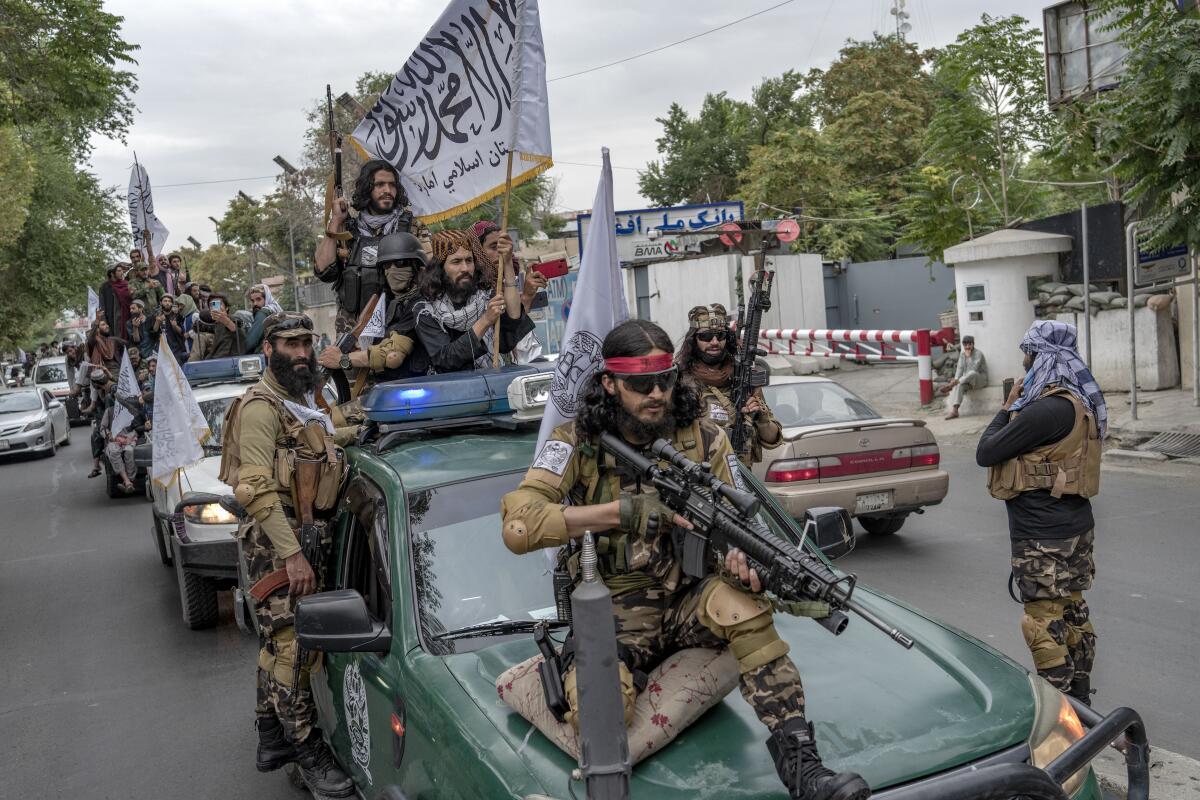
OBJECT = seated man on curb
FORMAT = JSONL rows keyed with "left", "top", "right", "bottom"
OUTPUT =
{"left": 939, "top": 335, "right": 987, "bottom": 419}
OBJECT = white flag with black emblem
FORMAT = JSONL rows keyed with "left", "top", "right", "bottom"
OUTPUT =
{"left": 87, "top": 287, "right": 100, "bottom": 323}
{"left": 535, "top": 149, "right": 627, "bottom": 453}
{"left": 151, "top": 336, "right": 211, "bottom": 486}
{"left": 109, "top": 348, "right": 140, "bottom": 436}
{"left": 358, "top": 294, "right": 387, "bottom": 349}
{"left": 128, "top": 161, "right": 170, "bottom": 261}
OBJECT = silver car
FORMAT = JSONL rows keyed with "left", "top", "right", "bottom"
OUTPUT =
{"left": 0, "top": 388, "right": 71, "bottom": 457}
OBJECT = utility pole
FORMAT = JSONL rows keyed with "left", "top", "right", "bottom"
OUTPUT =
{"left": 890, "top": 0, "right": 911, "bottom": 43}
{"left": 273, "top": 156, "right": 303, "bottom": 312}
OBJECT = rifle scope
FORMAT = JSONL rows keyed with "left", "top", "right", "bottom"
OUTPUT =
{"left": 648, "top": 439, "right": 760, "bottom": 516}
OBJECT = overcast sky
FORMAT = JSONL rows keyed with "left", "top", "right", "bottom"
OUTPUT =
{"left": 89, "top": 0, "right": 1053, "bottom": 252}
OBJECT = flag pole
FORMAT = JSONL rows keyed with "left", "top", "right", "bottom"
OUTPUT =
{"left": 133, "top": 152, "right": 157, "bottom": 269}
{"left": 492, "top": 149, "right": 515, "bottom": 368}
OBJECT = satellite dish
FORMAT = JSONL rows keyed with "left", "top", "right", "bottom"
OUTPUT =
{"left": 900, "top": 22, "right": 912, "bottom": 33}
{"left": 775, "top": 219, "right": 801, "bottom": 243}
{"left": 718, "top": 222, "right": 744, "bottom": 247}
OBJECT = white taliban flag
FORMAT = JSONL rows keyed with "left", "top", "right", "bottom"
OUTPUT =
{"left": 350, "top": 0, "right": 553, "bottom": 223}
{"left": 87, "top": 287, "right": 100, "bottom": 323}
{"left": 128, "top": 160, "right": 170, "bottom": 261}
{"left": 358, "top": 294, "right": 387, "bottom": 349}
{"left": 535, "top": 149, "right": 626, "bottom": 452}
{"left": 151, "top": 336, "right": 210, "bottom": 487}
{"left": 109, "top": 348, "right": 141, "bottom": 436}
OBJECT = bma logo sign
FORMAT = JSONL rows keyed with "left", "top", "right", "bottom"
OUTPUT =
{"left": 631, "top": 238, "right": 680, "bottom": 262}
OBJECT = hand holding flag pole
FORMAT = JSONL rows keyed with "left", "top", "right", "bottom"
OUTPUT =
{"left": 492, "top": 151, "right": 516, "bottom": 368}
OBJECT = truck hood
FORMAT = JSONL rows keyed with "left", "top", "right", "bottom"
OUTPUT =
{"left": 444, "top": 588, "right": 1034, "bottom": 798}
{"left": 180, "top": 455, "right": 228, "bottom": 495}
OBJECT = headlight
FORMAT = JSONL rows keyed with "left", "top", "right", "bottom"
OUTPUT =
{"left": 1028, "top": 676, "right": 1088, "bottom": 796}
{"left": 184, "top": 502, "right": 238, "bottom": 525}
{"left": 22, "top": 417, "right": 47, "bottom": 432}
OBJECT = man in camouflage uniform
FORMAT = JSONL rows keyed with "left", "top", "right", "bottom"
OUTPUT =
{"left": 678, "top": 303, "right": 782, "bottom": 466}
{"left": 220, "top": 312, "right": 358, "bottom": 798}
{"left": 976, "top": 320, "right": 1105, "bottom": 705}
{"left": 500, "top": 319, "right": 870, "bottom": 800}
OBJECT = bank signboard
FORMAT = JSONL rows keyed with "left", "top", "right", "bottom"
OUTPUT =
{"left": 577, "top": 201, "right": 743, "bottom": 265}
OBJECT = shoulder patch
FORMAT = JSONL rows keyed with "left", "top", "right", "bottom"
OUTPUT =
{"left": 532, "top": 439, "right": 574, "bottom": 476}
{"left": 708, "top": 400, "right": 730, "bottom": 422}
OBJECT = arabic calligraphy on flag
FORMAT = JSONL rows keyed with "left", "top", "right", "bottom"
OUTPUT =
{"left": 128, "top": 162, "right": 170, "bottom": 260}
{"left": 151, "top": 336, "right": 210, "bottom": 487}
{"left": 350, "top": 0, "right": 552, "bottom": 223}
{"left": 109, "top": 348, "right": 140, "bottom": 436}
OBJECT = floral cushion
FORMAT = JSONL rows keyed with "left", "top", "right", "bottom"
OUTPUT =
{"left": 496, "top": 647, "right": 738, "bottom": 764}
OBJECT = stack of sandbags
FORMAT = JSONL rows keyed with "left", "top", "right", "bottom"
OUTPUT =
{"left": 1034, "top": 281, "right": 1173, "bottom": 315}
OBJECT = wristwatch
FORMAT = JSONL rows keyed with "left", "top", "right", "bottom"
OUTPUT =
{"left": 339, "top": 353, "right": 352, "bottom": 370}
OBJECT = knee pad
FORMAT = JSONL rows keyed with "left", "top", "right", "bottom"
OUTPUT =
{"left": 699, "top": 581, "right": 789, "bottom": 673}
{"left": 563, "top": 661, "right": 636, "bottom": 732}
{"left": 1020, "top": 602, "right": 1069, "bottom": 670}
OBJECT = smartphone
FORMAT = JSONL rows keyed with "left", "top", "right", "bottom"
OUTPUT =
{"left": 210, "top": 299, "right": 222, "bottom": 311}
{"left": 532, "top": 258, "right": 568, "bottom": 279}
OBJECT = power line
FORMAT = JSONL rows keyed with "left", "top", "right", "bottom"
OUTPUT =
{"left": 154, "top": 174, "right": 278, "bottom": 190}
{"left": 547, "top": 0, "right": 797, "bottom": 82}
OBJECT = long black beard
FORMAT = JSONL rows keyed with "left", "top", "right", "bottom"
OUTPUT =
{"left": 269, "top": 349, "right": 319, "bottom": 398}
{"left": 697, "top": 348, "right": 727, "bottom": 366}
{"left": 447, "top": 273, "right": 478, "bottom": 305}
{"left": 614, "top": 401, "right": 677, "bottom": 445}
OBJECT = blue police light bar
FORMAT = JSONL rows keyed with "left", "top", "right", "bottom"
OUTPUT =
{"left": 361, "top": 363, "right": 555, "bottom": 424}
{"left": 182, "top": 355, "right": 264, "bottom": 384}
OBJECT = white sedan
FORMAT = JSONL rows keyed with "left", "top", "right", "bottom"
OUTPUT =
{"left": 0, "top": 388, "right": 71, "bottom": 458}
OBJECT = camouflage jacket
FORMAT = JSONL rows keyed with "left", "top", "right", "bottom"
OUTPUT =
{"left": 693, "top": 379, "right": 782, "bottom": 466}
{"left": 500, "top": 417, "right": 736, "bottom": 595}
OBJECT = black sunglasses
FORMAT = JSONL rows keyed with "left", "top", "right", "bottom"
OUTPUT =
{"left": 696, "top": 330, "right": 727, "bottom": 343}
{"left": 270, "top": 316, "right": 314, "bottom": 334}
{"left": 614, "top": 367, "right": 678, "bottom": 396}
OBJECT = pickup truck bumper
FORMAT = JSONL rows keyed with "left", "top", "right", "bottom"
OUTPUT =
{"left": 170, "top": 533, "right": 238, "bottom": 581}
{"left": 875, "top": 701, "right": 1149, "bottom": 800}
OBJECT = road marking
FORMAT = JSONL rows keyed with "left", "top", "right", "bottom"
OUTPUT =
{"left": 0, "top": 548, "right": 97, "bottom": 566}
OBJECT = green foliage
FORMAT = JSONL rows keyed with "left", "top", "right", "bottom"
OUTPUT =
{"left": 1093, "top": 1, "right": 1200, "bottom": 250}
{"left": 0, "top": 0, "right": 138, "bottom": 157}
{"left": 0, "top": 141, "right": 125, "bottom": 347}
{"left": 809, "top": 34, "right": 937, "bottom": 130}
{"left": 0, "top": 125, "right": 36, "bottom": 246}
{"left": 186, "top": 243, "right": 256, "bottom": 306}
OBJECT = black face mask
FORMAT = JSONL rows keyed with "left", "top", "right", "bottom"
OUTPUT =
{"left": 269, "top": 347, "right": 318, "bottom": 397}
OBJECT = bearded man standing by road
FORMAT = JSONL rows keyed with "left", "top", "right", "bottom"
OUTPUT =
{"left": 220, "top": 312, "right": 358, "bottom": 797}
{"left": 976, "top": 320, "right": 1105, "bottom": 707}
{"left": 678, "top": 303, "right": 782, "bottom": 467}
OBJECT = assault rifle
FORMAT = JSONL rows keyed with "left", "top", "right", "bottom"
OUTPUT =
{"left": 326, "top": 83, "right": 343, "bottom": 205}
{"left": 729, "top": 266, "right": 774, "bottom": 458}
{"left": 598, "top": 432, "right": 915, "bottom": 649}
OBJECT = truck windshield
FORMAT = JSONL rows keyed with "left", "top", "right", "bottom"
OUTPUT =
{"left": 35, "top": 363, "right": 67, "bottom": 383}
{"left": 409, "top": 471, "right": 559, "bottom": 652}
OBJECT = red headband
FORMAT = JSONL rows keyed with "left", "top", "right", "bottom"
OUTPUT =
{"left": 604, "top": 354, "right": 675, "bottom": 374}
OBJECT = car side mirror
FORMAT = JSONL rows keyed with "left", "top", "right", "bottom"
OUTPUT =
{"left": 804, "top": 506, "right": 855, "bottom": 560}
{"left": 47, "top": 399, "right": 62, "bottom": 409}
{"left": 297, "top": 589, "right": 392, "bottom": 654}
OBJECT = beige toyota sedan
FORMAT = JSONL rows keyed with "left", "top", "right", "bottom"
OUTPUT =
{"left": 751, "top": 375, "right": 949, "bottom": 536}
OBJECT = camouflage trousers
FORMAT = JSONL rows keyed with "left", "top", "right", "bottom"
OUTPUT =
{"left": 242, "top": 518, "right": 325, "bottom": 745}
{"left": 564, "top": 576, "right": 805, "bottom": 733}
{"left": 1011, "top": 529, "right": 1097, "bottom": 694}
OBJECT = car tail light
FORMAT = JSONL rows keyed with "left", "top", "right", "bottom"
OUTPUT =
{"left": 911, "top": 444, "right": 940, "bottom": 467}
{"left": 766, "top": 458, "right": 819, "bottom": 483}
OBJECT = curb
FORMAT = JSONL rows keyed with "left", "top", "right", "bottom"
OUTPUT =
{"left": 1092, "top": 744, "right": 1200, "bottom": 800}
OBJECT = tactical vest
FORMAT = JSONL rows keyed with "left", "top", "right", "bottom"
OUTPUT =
{"left": 566, "top": 420, "right": 717, "bottom": 594}
{"left": 699, "top": 383, "right": 763, "bottom": 466}
{"left": 987, "top": 386, "right": 1101, "bottom": 501}
{"left": 219, "top": 383, "right": 346, "bottom": 515}
{"left": 338, "top": 215, "right": 413, "bottom": 316}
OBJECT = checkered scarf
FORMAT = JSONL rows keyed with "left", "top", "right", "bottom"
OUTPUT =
{"left": 1011, "top": 320, "right": 1108, "bottom": 438}
{"left": 430, "top": 229, "right": 473, "bottom": 263}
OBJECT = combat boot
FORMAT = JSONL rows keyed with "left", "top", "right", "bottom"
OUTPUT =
{"left": 767, "top": 718, "right": 872, "bottom": 800}
{"left": 294, "top": 732, "right": 354, "bottom": 798}
{"left": 255, "top": 716, "right": 296, "bottom": 772}
{"left": 1068, "top": 675, "right": 1094, "bottom": 707}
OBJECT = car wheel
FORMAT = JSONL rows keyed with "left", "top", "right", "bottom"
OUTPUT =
{"left": 176, "top": 558, "right": 219, "bottom": 630}
{"left": 105, "top": 466, "right": 121, "bottom": 498}
{"left": 859, "top": 514, "right": 907, "bottom": 536}
{"left": 152, "top": 518, "right": 172, "bottom": 567}
{"left": 44, "top": 434, "right": 57, "bottom": 458}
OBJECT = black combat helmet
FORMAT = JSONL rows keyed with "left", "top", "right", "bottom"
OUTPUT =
{"left": 376, "top": 232, "right": 427, "bottom": 267}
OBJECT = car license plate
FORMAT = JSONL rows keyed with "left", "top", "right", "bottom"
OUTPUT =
{"left": 855, "top": 491, "right": 892, "bottom": 514}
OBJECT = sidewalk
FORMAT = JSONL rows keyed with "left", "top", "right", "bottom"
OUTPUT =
{"left": 785, "top": 360, "right": 1200, "bottom": 446}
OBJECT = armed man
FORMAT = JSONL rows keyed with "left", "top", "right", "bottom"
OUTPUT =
{"left": 314, "top": 158, "right": 426, "bottom": 334}
{"left": 976, "top": 320, "right": 1105, "bottom": 707}
{"left": 219, "top": 312, "right": 358, "bottom": 798}
{"left": 500, "top": 319, "right": 871, "bottom": 800}
{"left": 679, "top": 303, "right": 782, "bottom": 467}
{"left": 316, "top": 231, "right": 428, "bottom": 412}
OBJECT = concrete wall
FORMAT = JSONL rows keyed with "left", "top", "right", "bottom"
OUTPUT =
{"left": 628, "top": 253, "right": 826, "bottom": 346}
{"left": 838, "top": 256, "right": 956, "bottom": 332}
{"left": 954, "top": 253, "right": 1061, "bottom": 387}
{"left": 1055, "top": 306, "right": 1180, "bottom": 392}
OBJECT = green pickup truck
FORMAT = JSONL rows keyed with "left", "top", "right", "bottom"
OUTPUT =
{"left": 277, "top": 367, "right": 1148, "bottom": 800}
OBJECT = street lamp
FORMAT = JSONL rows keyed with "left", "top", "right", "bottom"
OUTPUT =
{"left": 237, "top": 190, "right": 257, "bottom": 205}
{"left": 186, "top": 236, "right": 202, "bottom": 249}
{"left": 274, "top": 154, "right": 302, "bottom": 311}
{"left": 208, "top": 216, "right": 222, "bottom": 244}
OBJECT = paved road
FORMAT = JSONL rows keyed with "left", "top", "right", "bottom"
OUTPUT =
{"left": 840, "top": 436, "right": 1200, "bottom": 760}
{"left": 0, "top": 440, "right": 293, "bottom": 799}
{"left": 1, "top": 431, "right": 1196, "bottom": 799}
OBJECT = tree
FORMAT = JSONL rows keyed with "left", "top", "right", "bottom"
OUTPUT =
{"left": 1093, "top": 1, "right": 1200, "bottom": 250}
{"left": 808, "top": 34, "right": 936, "bottom": 130}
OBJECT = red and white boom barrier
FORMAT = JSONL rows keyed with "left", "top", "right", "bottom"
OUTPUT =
{"left": 758, "top": 328, "right": 934, "bottom": 405}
